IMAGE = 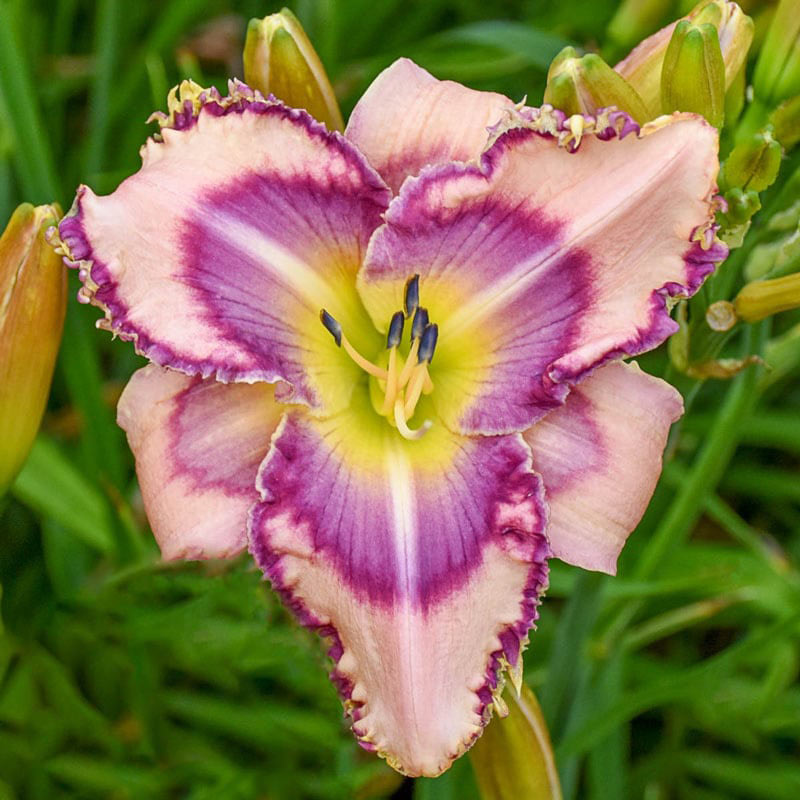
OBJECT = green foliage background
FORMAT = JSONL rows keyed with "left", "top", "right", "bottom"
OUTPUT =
{"left": 1, "top": 0, "right": 799, "bottom": 798}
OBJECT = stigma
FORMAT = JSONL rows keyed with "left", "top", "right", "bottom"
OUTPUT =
{"left": 320, "top": 274, "right": 438, "bottom": 441}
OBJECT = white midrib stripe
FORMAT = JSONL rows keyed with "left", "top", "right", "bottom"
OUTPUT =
{"left": 385, "top": 445, "right": 424, "bottom": 744}
{"left": 445, "top": 142, "right": 684, "bottom": 335}
{"left": 207, "top": 212, "right": 333, "bottom": 305}
{"left": 386, "top": 446, "right": 417, "bottom": 602}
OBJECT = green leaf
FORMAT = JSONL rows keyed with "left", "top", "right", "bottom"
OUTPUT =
{"left": 12, "top": 436, "right": 115, "bottom": 554}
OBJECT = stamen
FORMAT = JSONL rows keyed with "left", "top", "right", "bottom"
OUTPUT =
{"left": 386, "top": 311, "right": 405, "bottom": 349}
{"left": 417, "top": 324, "right": 438, "bottom": 394}
{"left": 394, "top": 397, "right": 432, "bottom": 441}
{"left": 397, "top": 307, "right": 428, "bottom": 388}
{"left": 342, "top": 337, "right": 388, "bottom": 379}
{"left": 418, "top": 323, "right": 438, "bottom": 364}
{"left": 404, "top": 274, "right": 420, "bottom": 318}
{"left": 381, "top": 347, "right": 400, "bottom": 414}
{"left": 411, "top": 307, "right": 429, "bottom": 341}
{"left": 380, "top": 311, "right": 405, "bottom": 415}
{"left": 319, "top": 309, "right": 342, "bottom": 346}
{"left": 403, "top": 363, "right": 429, "bottom": 419}
{"left": 319, "top": 308, "right": 388, "bottom": 379}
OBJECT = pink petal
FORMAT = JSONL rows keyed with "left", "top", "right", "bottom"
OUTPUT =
{"left": 249, "top": 406, "right": 549, "bottom": 776}
{"left": 58, "top": 88, "right": 390, "bottom": 413}
{"left": 357, "top": 110, "right": 724, "bottom": 436}
{"left": 525, "top": 361, "right": 683, "bottom": 574}
{"left": 118, "top": 365, "right": 282, "bottom": 560}
{"left": 346, "top": 58, "right": 515, "bottom": 193}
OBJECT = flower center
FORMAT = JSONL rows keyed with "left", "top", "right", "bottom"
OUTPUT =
{"left": 320, "top": 275, "right": 438, "bottom": 441}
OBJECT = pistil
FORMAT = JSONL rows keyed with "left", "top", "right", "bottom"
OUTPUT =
{"left": 393, "top": 398, "right": 432, "bottom": 440}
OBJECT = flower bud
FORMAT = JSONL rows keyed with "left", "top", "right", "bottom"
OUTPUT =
{"left": 722, "top": 187, "right": 763, "bottom": 224}
{"left": 720, "top": 127, "right": 783, "bottom": 191}
{"left": 615, "top": 1, "right": 754, "bottom": 119}
{"left": 0, "top": 203, "right": 66, "bottom": 493}
{"left": 661, "top": 20, "right": 726, "bottom": 127}
{"left": 661, "top": 20, "right": 725, "bottom": 128}
{"left": 734, "top": 272, "right": 800, "bottom": 321}
{"left": 706, "top": 300, "right": 738, "bottom": 331}
{"left": 243, "top": 8, "right": 344, "bottom": 131}
{"left": 469, "top": 685, "right": 561, "bottom": 800}
{"left": 770, "top": 94, "right": 800, "bottom": 149}
{"left": 717, "top": 187, "right": 762, "bottom": 247}
{"left": 544, "top": 46, "right": 649, "bottom": 123}
{"left": 752, "top": 0, "right": 800, "bottom": 107}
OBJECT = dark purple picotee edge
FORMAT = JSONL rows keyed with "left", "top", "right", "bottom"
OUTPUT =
{"left": 246, "top": 423, "right": 552, "bottom": 774}
{"left": 386, "top": 106, "right": 727, "bottom": 427}
{"left": 55, "top": 83, "right": 391, "bottom": 398}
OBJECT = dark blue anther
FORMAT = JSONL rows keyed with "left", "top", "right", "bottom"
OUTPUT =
{"left": 387, "top": 311, "right": 405, "bottom": 348}
{"left": 319, "top": 309, "right": 342, "bottom": 347}
{"left": 418, "top": 324, "right": 439, "bottom": 364}
{"left": 411, "top": 307, "right": 429, "bottom": 341}
{"left": 404, "top": 274, "right": 420, "bottom": 318}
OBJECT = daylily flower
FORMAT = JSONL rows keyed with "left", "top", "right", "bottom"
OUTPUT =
{"left": 54, "top": 59, "right": 725, "bottom": 776}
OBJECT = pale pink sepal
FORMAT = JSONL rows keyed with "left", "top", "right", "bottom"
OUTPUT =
{"left": 525, "top": 361, "right": 683, "bottom": 574}
{"left": 118, "top": 365, "right": 282, "bottom": 560}
{"left": 346, "top": 58, "right": 515, "bottom": 193}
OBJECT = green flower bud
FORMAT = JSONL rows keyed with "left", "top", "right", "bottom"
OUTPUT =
{"left": 469, "top": 685, "right": 561, "bottom": 800}
{"left": 720, "top": 127, "right": 783, "bottom": 191}
{"left": 718, "top": 187, "right": 762, "bottom": 247}
{"left": 616, "top": 1, "right": 754, "bottom": 119}
{"left": 753, "top": 0, "right": 800, "bottom": 107}
{"left": 734, "top": 271, "right": 800, "bottom": 321}
{"left": 0, "top": 203, "right": 66, "bottom": 494}
{"left": 544, "top": 47, "right": 649, "bottom": 123}
{"left": 770, "top": 94, "right": 800, "bottom": 149}
{"left": 723, "top": 187, "right": 763, "bottom": 224}
{"left": 661, "top": 20, "right": 726, "bottom": 127}
{"left": 243, "top": 8, "right": 344, "bottom": 132}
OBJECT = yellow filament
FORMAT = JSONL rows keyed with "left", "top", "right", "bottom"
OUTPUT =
{"left": 397, "top": 339, "right": 420, "bottom": 388}
{"left": 393, "top": 397, "right": 432, "bottom": 441}
{"left": 327, "top": 319, "right": 435, "bottom": 441}
{"left": 403, "top": 364, "right": 429, "bottom": 419}
{"left": 380, "top": 348, "right": 399, "bottom": 414}
{"left": 342, "top": 335, "right": 388, "bottom": 379}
